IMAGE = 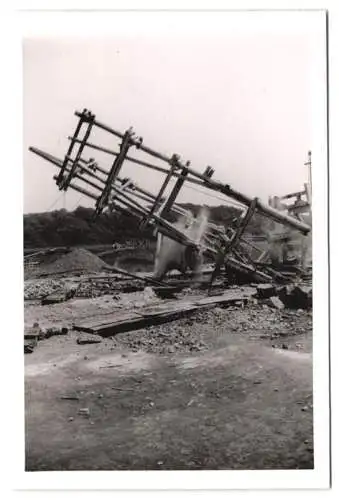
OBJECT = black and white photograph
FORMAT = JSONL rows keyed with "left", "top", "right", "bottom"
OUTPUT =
{"left": 15, "top": 6, "right": 330, "bottom": 490}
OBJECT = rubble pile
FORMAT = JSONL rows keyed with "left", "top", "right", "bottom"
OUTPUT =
{"left": 38, "top": 248, "right": 108, "bottom": 276}
{"left": 24, "top": 278, "right": 64, "bottom": 300}
{"left": 194, "top": 304, "right": 312, "bottom": 337}
{"left": 75, "top": 279, "right": 145, "bottom": 298}
{"left": 109, "top": 321, "right": 209, "bottom": 355}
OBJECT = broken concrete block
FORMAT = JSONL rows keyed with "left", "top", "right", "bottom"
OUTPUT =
{"left": 76, "top": 333, "right": 102, "bottom": 345}
{"left": 291, "top": 285, "right": 312, "bottom": 309}
{"left": 266, "top": 296, "right": 285, "bottom": 310}
{"left": 256, "top": 283, "right": 276, "bottom": 299}
{"left": 277, "top": 284, "right": 312, "bottom": 310}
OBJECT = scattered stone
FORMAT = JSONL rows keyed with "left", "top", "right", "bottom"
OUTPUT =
{"left": 282, "top": 343, "right": 289, "bottom": 350}
{"left": 274, "top": 388, "right": 279, "bottom": 392}
{"left": 77, "top": 333, "right": 102, "bottom": 345}
{"left": 301, "top": 406, "right": 308, "bottom": 412}
{"left": 78, "top": 408, "right": 90, "bottom": 416}
{"left": 60, "top": 395, "right": 79, "bottom": 401}
{"left": 266, "top": 296, "right": 285, "bottom": 310}
{"left": 68, "top": 417, "right": 74, "bottom": 422}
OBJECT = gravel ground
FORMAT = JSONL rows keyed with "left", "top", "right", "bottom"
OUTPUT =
{"left": 107, "top": 303, "right": 312, "bottom": 355}
{"left": 24, "top": 283, "right": 313, "bottom": 472}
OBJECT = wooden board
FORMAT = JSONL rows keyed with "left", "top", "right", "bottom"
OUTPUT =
{"left": 73, "top": 302, "right": 198, "bottom": 337}
{"left": 72, "top": 287, "right": 257, "bottom": 338}
{"left": 73, "top": 311, "right": 144, "bottom": 333}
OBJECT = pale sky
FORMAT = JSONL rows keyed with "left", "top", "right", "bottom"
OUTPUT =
{"left": 23, "top": 11, "right": 326, "bottom": 214}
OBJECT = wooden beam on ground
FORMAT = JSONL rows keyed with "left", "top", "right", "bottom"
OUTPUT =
{"left": 73, "top": 289, "right": 256, "bottom": 337}
{"left": 109, "top": 266, "right": 175, "bottom": 288}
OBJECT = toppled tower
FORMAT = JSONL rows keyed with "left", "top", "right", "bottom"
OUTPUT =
{"left": 29, "top": 108, "right": 311, "bottom": 285}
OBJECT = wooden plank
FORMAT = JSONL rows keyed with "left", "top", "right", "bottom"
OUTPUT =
{"left": 140, "top": 302, "right": 197, "bottom": 318}
{"left": 73, "top": 311, "right": 144, "bottom": 332}
{"left": 72, "top": 288, "right": 258, "bottom": 338}
{"left": 194, "top": 292, "right": 253, "bottom": 307}
{"left": 73, "top": 301, "right": 198, "bottom": 337}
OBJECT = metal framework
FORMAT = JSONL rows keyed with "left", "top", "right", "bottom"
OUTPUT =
{"left": 29, "top": 108, "right": 311, "bottom": 285}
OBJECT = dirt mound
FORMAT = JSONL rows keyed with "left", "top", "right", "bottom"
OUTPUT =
{"left": 39, "top": 248, "right": 108, "bottom": 276}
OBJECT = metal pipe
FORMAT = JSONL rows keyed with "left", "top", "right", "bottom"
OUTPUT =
{"left": 31, "top": 142, "right": 310, "bottom": 234}
{"left": 75, "top": 110, "right": 171, "bottom": 163}
{"left": 68, "top": 136, "right": 206, "bottom": 188}
{"left": 30, "top": 147, "right": 106, "bottom": 193}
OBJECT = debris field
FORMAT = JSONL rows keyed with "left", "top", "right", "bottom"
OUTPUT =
{"left": 24, "top": 247, "right": 313, "bottom": 471}
{"left": 25, "top": 109, "right": 313, "bottom": 471}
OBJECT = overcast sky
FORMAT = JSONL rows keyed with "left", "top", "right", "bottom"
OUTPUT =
{"left": 23, "top": 11, "right": 325, "bottom": 214}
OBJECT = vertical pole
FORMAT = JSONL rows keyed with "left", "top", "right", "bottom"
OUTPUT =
{"left": 305, "top": 150, "right": 312, "bottom": 197}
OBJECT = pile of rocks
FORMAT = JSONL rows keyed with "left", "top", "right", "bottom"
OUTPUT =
{"left": 109, "top": 320, "right": 209, "bottom": 355}
{"left": 24, "top": 279, "right": 63, "bottom": 300}
{"left": 75, "top": 279, "right": 145, "bottom": 299}
{"left": 38, "top": 248, "right": 108, "bottom": 276}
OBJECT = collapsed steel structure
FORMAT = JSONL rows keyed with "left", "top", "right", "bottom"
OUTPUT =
{"left": 29, "top": 108, "right": 311, "bottom": 285}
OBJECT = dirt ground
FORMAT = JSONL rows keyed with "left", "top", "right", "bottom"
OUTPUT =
{"left": 25, "top": 293, "right": 313, "bottom": 471}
